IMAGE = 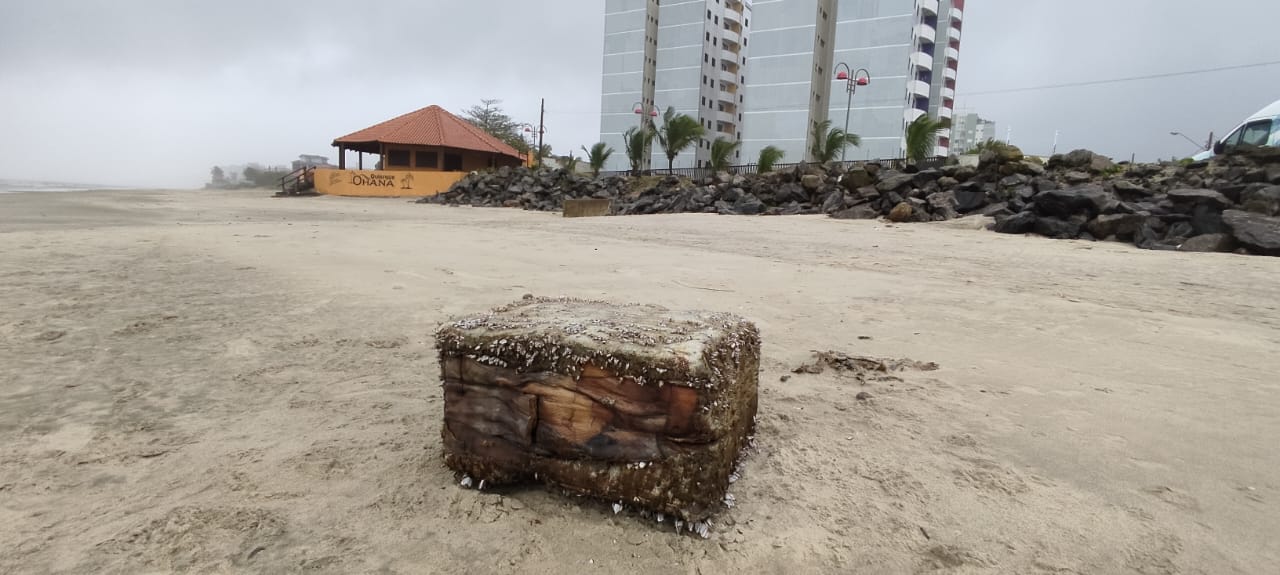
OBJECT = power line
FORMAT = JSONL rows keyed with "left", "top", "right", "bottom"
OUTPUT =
{"left": 958, "top": 59, "right": 1280, "bottom": 97}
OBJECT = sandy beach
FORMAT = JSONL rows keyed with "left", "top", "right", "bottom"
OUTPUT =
{"left": 1, "top": 188, "right": 1278, "bottom": 574}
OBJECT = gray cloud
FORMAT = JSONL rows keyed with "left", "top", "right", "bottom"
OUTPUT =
{"left": 1, "top": 0, "right": 1277, "bottom": 187}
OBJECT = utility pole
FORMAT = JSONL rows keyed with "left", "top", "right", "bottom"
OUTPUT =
{"left": 537, "top": 98, "right": 546, "bottom": 169}
{"left": 1052, "top": 130, "right": 1059, "bottom": 155}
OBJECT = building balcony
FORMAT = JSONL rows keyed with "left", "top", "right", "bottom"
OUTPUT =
{"left": 951, "top": 8, "right": 963, "bottom": 22}
{"left": 909, "top": 80, "right": 931, "bottom": 98}
{"left": 942, "top": 86, "right": 955, "bottom": 99}
{"left": 910, "top": 50, "right": 934, "bottom": 71}
{"left": 904, "top": 108, "right": 926, "bottom": 124}
{"left": 915, "top": 23, "right": 936, "bottom": 43}
{"left": 943, "top": 66, "right": 957, "bottom": 80}
{"left": 946, "top": 46, "right": 960, "bottom": 62}
{"left": 719, "top": 68, "right": 738, "bottom": 86}
{"left": 723, "top": 28, "right": 740, "bottom": 45}
{"left": 721, "top": 43, "right": 740, "bottom": 59}
{"left": 725, "top": 7, "right": 742, "bottom": 27}
{"left": 939, "top": 106, "right": 953, "bottom": 119}
{"left": 918, "top": 0, "right": 939, "bottom": 16}
{"left": 717, "top": 110, "right": 736, "bottom": 126}
{"left": 948, "top": 26, "right": 961, "bottom": 42}
{"left": 937, "top": 127, "right": 951, "bottom": 140}
{"left": 720, "top": 81, "right": 738, "bottom": 95}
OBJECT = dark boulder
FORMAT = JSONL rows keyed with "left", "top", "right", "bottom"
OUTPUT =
{"left": 1062, "top": 149, "right": 1095, "bottom": 169}
{"left": 1222, "top": 210, "right": 1280, "bottom": 256}
{"left": 1111, "top": 180, "right": 1152, "bottom": 198}
{"left": 821, "top": 190, "right": 847, "bottom": 214}
{"left": 982, "top": 203, "right": 1013, "bottom": 218}
{"left": 855, "top": 186, "right": 882, "bottom": 202}
{"left": 734, "top": 194, "right": 766, "bottom": 215}
{"left": 1241, "top": 185, "right": 1280, "bottom": 216}
{"left": 954, "top": 189, "right": 988, "bottom": 212}
{"left": 1034, "top": 185, "right": 1111, "bottom": 218}
{"left": 926, "top": 191, "right": 959, "bottom": 220}
{"left": 1190, "top": 204, "right": 1225, "bottom": 235}
{"left": 1033, "top": 216, "right": 1084, "bottom": 239}
{"left": 1167, "top": 188, "right": 1231, "bottom": 209}
{"left": 843, "top": 168, "right": 874, "bottom": 189}
{"left": 993, "top": 211, "right": 1037, "bottom": 234}
{"left": 831, "top": 205, "right": 879, "bottom": 220}
{"left": 1178, "top": 234, "right": 1237, "bottom": 253}
{"left": 876, "top": 173, "right": 915, "bottom": 192}
{"left": 1087, "top": 214, "right": 1146, "bottom": 241}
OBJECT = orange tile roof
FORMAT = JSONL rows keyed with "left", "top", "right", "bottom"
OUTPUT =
{"left": 332, "top": 105, "right": 524, "bottom": 159}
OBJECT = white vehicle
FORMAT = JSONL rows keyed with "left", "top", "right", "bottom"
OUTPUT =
{"left": 1193, "top": 98, "right": 1280, "bottom": 161}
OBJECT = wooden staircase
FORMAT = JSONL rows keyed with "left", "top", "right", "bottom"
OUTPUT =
{"left": 277, "top": 166, "right": 317, "bottom": 196}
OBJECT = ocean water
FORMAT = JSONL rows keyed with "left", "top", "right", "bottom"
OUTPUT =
{"left": 0, "top": 179, "right": 116, "bottom": 193}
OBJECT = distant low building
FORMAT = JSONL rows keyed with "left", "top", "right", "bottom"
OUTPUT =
{"left": 292, "top": 154, "right": 335, "bottom": 171}
{"left": 951, "top": 113, "right": 997, "bottom": 154}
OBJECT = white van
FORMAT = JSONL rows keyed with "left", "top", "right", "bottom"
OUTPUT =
{"left": 1194, "top": 98, "right": 1280, "bottom": 160}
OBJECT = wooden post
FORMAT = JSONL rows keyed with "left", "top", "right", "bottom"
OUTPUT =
{"left": 338, "top": 145, "right": 346, "bottom": 170}
{"left": 359, "top": 152, "right": 363, "bottom": 170}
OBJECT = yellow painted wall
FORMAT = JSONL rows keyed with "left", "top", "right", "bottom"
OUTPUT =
{"left": 314, "top": 169, "right": 464, "bottom": 197}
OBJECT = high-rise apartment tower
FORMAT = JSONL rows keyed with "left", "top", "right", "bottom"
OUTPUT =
{"left": 600, "top": 0, "right": 964, "bottom": 169}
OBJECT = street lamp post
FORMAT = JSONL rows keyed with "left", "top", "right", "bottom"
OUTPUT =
{"left": 632, "top": 101, "right": 660, "bottom": 171}
{"left": 833, "top": 63, "right": 871, "bottom": 163}
{"left": 520, "top": 123, "right": 548, "bottom": 167}
{"left": 1169, "top": 131, "right": 1210, "bottom": 152}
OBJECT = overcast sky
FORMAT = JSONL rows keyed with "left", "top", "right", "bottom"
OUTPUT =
{"left": 1, "top": 0, "right": 1277, "bottom": 188}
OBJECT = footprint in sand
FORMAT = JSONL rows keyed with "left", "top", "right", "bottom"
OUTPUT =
{"left": 1142, "top": 485, "right": 1202, "bottom": 512}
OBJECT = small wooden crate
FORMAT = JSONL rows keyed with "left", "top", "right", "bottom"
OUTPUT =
{"left": 436, "top": 297, "right": 759, "bottom": 520}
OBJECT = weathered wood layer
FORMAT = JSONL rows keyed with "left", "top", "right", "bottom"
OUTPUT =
{"left": 437, "top": 298, "right": 759, "bottom": 519}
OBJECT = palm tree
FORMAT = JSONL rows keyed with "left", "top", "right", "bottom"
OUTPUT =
{"left": 757, "top": 145, "right": 786, "bottom": 173}
{"left": 656, "top": 107, "right": 706, "bottom": 172}
{"left": 623, "top": 126, "right": 655, "bottom": 175}
{"left": 905, "top": 115, "right": 945, "bottom": 162}
{"left": 561, "top": 153, "right": 580, "bottom": 172}
{"left": 581, "top": 142, "right": 615, "bottom": 177}
{"left": 709, "top": 138, "right": 741, "bottom": 172}
{"left": 810, "top": 120, "right": 861, "bottom": 164}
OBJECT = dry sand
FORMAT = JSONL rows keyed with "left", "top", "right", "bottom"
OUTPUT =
{"left": 1, "top": 189, "right": 1278, "bottom": 574}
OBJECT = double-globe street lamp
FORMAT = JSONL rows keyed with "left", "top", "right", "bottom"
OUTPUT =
{"left": 833, "top": 63, "right": 871, "bottom": 162}
{"left": 633, "top": 101, "right": 660, "bottom": 171}
{"left": 520, "top": 123, "right": 547, "bottom": 167}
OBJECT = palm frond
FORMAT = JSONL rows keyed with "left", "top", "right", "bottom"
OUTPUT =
{"left": 905, "top": 115, "right": 944, "bottom": 162}
{"left": 757, "top": 145, "right": 786, "bottom": 173}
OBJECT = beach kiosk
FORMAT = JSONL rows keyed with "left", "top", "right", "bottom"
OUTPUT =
{"left": 313, "top": 105, "right": 526, "bottom": 197}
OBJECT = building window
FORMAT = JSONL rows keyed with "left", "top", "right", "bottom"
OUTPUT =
{"left": 704, "top": 53, "right": 708, "bottom": 62}
{"left": 707, "top": 9, "right": 711, "bottom": 18}
{"left": 416, "top": 150, "right": 438, "bottom": 168}
{"left": 715, "top": 15, "right": 719, "bottom": 24}
{"left": 701, "top": 96, "right": 706, "bottom": 106}
{"left": 388, "top": 150, "right": 411, "bottom": 167}
{"left": 443, "top": 153, "right": 463, "bottom": 171}
{"left": 713, "top": 37, "right": 718, "bottom": 46}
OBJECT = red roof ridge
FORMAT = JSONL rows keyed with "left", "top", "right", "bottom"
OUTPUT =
{"left": 331, "top": 105, "right": 522, "bottom": 160}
